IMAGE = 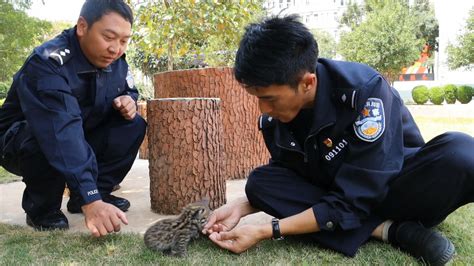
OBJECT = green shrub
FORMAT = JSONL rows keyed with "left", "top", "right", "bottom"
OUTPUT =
{"left": 429, "top": 86, "right": 445, "bottom": 105}
{"left": 0, "top": 81, "right": 11, "bottom": 99}
{"left": 411, "top": 85, "right": 430, "bottom": 104}
{"left": 443, "top": 84, "right": 457, "bottom": 104}
{"left": 0, "top": 98, "right": 5, "bottom": 106}
{"left": 456, "top": 85, "right": 473, "bottom": 104}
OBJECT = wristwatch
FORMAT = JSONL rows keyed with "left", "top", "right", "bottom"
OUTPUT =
{"left": 271, "top": 218, "right": 284, "bottom": 240}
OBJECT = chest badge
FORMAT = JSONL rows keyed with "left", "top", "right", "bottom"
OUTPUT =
{"left": 353, "top": 98, "right": 385, "bottom": 142}
{"left": 323, "top": 138, "right": 333, "bottom": 148}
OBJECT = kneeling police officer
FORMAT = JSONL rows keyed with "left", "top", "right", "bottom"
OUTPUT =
{"left": 203, "top": 15, "right": 474, "bottom": 265}
{"left": 0, "top": 0, "right": 146, "bottom": 237}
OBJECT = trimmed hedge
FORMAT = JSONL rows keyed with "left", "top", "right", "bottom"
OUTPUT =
{"left": 411, "top": 85, "right": 430, "bottom": 104}
{"left": 443, "top": 84, "right": 457, "bottom": 104}
{"left": 456, "top": 85, "right": 473, "bottom": 104}
{"left": 429, "top": 86, "right": 445, "bottom": 105}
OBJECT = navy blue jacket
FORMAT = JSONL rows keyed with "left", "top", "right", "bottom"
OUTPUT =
{"left": 259, "top": 58, "right": 425, "bottom": 232}
{"left": 0, "top": 27, "right": 139, "bottom": 204}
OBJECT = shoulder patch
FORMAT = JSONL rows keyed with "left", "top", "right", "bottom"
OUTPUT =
{"left": 258, "top": 114, "right": 275, "bottom": 130}
{"left": 353, "top": 98, "right": 385, "bottom": 142}
{"left": 126, "top": 69, "right": 135, "bottom": 88}
{"left": 48, "top": 48, "right": 72, "bottom": 66}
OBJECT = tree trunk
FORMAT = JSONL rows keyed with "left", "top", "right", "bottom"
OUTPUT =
{"left": 154, "top": 67, "right": 269, "bottom": 180}
{"left": 147, "top": 98, "right": 225, "bottom": 214}
{"left": 167, "top": 38, "right": 174, "bottom": 71}
{"left": 137, "top": 101, "right": 148, "bottom": 159}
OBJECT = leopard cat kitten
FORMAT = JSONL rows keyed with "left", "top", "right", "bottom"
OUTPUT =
{"left": 144, "top": 199, "right": 211, "bottom": 257}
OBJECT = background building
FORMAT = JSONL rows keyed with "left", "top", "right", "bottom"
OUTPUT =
{"left": 264, "top": 0, "right": 363, "bottom": 41}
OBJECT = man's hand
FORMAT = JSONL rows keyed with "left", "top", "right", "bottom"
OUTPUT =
{"left": 202, "top": 196, "right": 257, "bottom": 235}
{"left": 208, "top": 224, "right": 270, "bottom": 254}
{"left": 113, "top": 95, "right": 136, "bottom": 120}
{"left": 203, "top": 203, "right": 242, "bottom": 235}
{"left": 81, "top": 200, "right": 128, "bottom": 237}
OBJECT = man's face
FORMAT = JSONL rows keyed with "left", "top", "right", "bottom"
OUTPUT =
{"left": 245, "top": 74, "right": 316, "bottom": 123}
{"left": 76, "top": 12, "right": 131, "bottom": 69}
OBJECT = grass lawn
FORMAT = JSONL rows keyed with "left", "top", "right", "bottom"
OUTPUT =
{"left": 0, "top": 104, "right": 473, "bottom": 264}
{"left": 0, "top": 167, "right": 20, "bottom": 184}
{"left": 0, "top": 204, "right": 473, "bottom": 264}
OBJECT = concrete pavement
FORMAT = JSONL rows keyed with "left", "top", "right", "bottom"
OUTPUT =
{"left": 0, "top": 158, "right": 272, "bottom": 234}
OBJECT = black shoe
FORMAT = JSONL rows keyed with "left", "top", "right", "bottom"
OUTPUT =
{"left": 66, "top": 194, "right": 83, "bottom": 214}
{"left": 395, "top": 221, "right": 455, "bottom": 265}
{"left": 103, "top": 194, "right": 130, "bottom": 212}
{"left": 26, "top": 210, "right": 69, "bottom": 231}
{"left": 67, "top": 194, "right": 130, "bottom": 213}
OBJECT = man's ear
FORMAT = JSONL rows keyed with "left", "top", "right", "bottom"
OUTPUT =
{"left": 301, "top": 72, "right": 316, "bottom": 92}
{"left": 76, "top": 16, "right": 88, "bottom": 37}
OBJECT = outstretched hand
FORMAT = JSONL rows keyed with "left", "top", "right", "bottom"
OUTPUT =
{"left": 208, "top": 224, "right": 268, "bottom": 254}
{"left": 202, "top": 202, "right": 243, "bottom": 235}
{"left": 82, "top": 200, "right": 128, "bottom": 237}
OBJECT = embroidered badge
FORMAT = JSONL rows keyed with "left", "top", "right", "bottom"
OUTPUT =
{"left": 126, "top": 69, "right": 135, "bottom": 88}
{"left": 353, "top": 98, "right": 385, "bottom": 142}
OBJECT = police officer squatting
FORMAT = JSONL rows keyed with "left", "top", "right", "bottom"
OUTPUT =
{"left": 202, "top": 15, "right": 474, "bottom": 265}
{"left": 0, "top": 0, "right": 146, "bottom": 237}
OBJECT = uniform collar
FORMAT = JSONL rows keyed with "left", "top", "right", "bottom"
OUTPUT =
{"left": 68, "top": 27, "right": 112, "bottom": 74}
{"left": 309, "top": 60, "right": 337, "bottom": 134}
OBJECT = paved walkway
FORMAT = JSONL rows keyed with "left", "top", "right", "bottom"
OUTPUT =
{"left": 0, "top": 159, "right": 272, "bottom": 234}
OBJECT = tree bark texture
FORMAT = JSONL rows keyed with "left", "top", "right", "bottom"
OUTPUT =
{"left": 147, "top": 98, "right": 226, "bottom": 214}
{"left": 153, "top": 67, "right": 269, "bottom": 180}
{"left": 137, "top": 101, "right": 149, "bottom": 159}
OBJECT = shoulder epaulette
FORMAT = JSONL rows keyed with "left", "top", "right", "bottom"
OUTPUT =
{"left": 332, "top": 87, "right": 359, "bottom": 109}
{"left": 48, "top": 48, "right": 72, "bottom": 66}
{"left": 258, "top": 114, "right": 276, "bottom": 130}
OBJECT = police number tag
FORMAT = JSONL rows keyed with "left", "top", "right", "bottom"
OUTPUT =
{"left": 353, "top": 98, "right": 385, "bottom": 142}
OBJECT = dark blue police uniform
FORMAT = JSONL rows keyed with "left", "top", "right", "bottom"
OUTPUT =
{"left": 245, "top": 58, "right": 474, "bottom": 256}
{"left": 0, "top": 27, "right": 146, "bottom": 219}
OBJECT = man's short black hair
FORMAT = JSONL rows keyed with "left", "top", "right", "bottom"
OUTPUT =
{"left": 234, "top": 15, "right": 318, "bottom": 89}
{"left": 80, "top": 0, "right": 133, "bottom": 27}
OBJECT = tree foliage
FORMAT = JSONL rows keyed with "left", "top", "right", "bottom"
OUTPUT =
{"left": 338, "top": 1, "right": 425, "bottom": 82}
{"left": 311, "top": 29, "right": 336, "bottom": 59}
{"left": 129, "top": 0, "right": 264, "bottom": 74}
{"left": 447, "top": 7, "right": 474, "bottom": 70}
{"left": 0, "top": 0, "right": 52, "bottom": 82}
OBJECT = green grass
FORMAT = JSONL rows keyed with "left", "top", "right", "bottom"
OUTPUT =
{"left": 0, "top": 205, "right": 473, "bottom": 264}
{"left": 0, "top": 167, "right": 20, "bottom": 184}
{"left": 414, "top": 116, "right": 474, "bottom": 141}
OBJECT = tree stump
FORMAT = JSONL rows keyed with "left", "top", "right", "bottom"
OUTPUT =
{"left": 147, "top": 98, "right": 225, "bottom": 214}
{"left": 154, "top": 67, "right": 269, "bottom": 180}
{"left": 137, "top": 101, "right": 148, "bottom": 159}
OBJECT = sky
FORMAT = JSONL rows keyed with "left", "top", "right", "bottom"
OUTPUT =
{"left": 27, "top": 0, "right": 85, "bottom": 23}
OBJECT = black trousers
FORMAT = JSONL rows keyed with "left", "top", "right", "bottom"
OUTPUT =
{"left": 245, "top": 132, "right": 474, "bottom": 256}
{"left": 0, "top": 114, "right": 146, "bottom": 218}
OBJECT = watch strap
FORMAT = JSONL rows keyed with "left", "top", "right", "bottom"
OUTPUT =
{"left": 271, "top": 218, "right": 284, "bottom": 240}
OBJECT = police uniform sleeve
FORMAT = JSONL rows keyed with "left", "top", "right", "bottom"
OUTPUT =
{"left": 16, "top": 55, "right": 101, "bottom": 205}
{"left": 313, "top": 75, "right": 405, "bottom": 231}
